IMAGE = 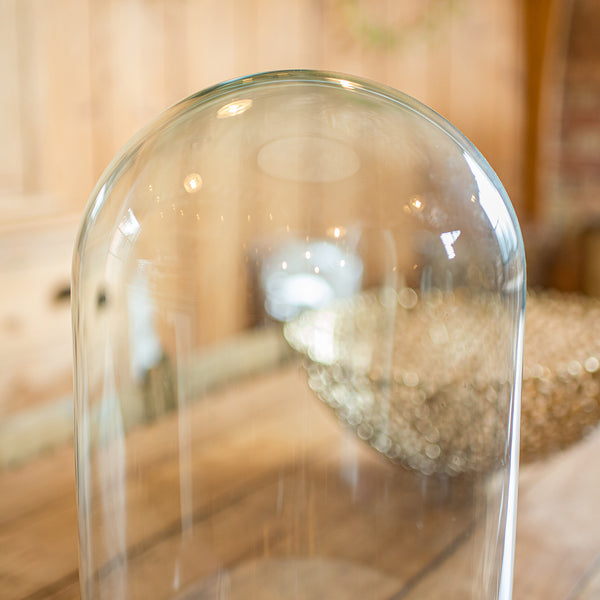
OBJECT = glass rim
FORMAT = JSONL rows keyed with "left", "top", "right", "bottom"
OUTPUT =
{"left": 74, "top": 69, "right": 523, "bottom": 277}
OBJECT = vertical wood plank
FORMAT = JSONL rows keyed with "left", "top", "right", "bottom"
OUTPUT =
{"left": 14, "top": 0, "right": 46, "bottom": 200}
{"left": 185, "top": 0, "right": 238, "bottom": 91}
{"left": 254, "top": 0, "right": 306, "bottom": 71}
{"left": 88, "top": 0, "right": 170, "bottom": 178}
{"left": 11, "top": 0, "right": 95, "bottom": 217}
{"left": 522, "top": 0, "right": 559, "bottom": 220}
{"left": 162, "top": 0, "right": 191, "bottom": 104}
{"left": 43, "top": 0, "right": 94, "bottom": 212}
{"left": 0, "top": 0, "right": 24, "bottom": 198}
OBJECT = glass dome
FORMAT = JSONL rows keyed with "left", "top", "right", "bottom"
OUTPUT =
{"left": 72, "top": 70, "right": 526, "bottom": 600}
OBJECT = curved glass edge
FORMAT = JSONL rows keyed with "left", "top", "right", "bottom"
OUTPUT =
{"left": 498, "top": 306, "right": 524, "bottom": 600}
{"left": 70, "top": 62, "right": 528, "bottom": 511}
{"left": 71, "top": 69, "right": 526, "bottom": 291}
{"left": 70, "top": 69, "right": 527, "bottom": 600}
{"left": 71, "top": 65, "right": 528, "bottom": 460}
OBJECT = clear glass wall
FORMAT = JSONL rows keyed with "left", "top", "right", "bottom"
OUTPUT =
{"left": 72, "top": 71, "right": 525, "bottom": 600}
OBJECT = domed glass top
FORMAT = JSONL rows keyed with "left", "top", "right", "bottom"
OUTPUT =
{"left": 73, "top": 70, "right": 525, "bottom": 600}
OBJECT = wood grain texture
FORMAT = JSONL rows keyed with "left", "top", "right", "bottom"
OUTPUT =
{"left": 513, "top": 428, "right": 600, "bottom": 600}
{"left": 0, "top": 0, "right": 23, "bottom": 196}
{"left": 1, "top": 364, "right": 599, "bottom": 600}
{"left": 0, "top": 217, "right": 77, "bottom": 418}
{"left": 0, "top": 0, "right": 526, "bottom": 432}
{"left": 0, "top": 367, "right": 473, "bottom": 599}
{"left": 0, "top": 0, "right": 526, "bottom": 223}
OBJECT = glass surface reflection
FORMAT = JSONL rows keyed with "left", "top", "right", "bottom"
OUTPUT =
{"left": 72, "top": 70, "right": 525, "bottom": 600}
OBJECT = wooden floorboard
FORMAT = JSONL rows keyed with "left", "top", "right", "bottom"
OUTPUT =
{"left": 1, "top": 365, "right": 600, "bottom": 599}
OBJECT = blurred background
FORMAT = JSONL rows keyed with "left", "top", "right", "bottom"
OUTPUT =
{"left": 0, "top": 0, "right": 598, "bottom": 487}
{"left": 3, "top": 1, "right": 600, "bottom": 599}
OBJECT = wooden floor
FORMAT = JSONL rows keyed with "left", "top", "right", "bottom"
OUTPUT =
{"left": 1, "top": 366, "right": 600, "bottom": 600}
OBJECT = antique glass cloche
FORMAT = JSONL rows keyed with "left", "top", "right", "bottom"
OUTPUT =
{"left": 72, "top": 70, "right": 526, "bottom": 599}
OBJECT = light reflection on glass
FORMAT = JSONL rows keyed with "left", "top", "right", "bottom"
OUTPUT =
{"left": 404, "top": 196, "right": 425, "bottom": 215}
{"left": 217, "top": 99, "right": 253, "bottom": 119}
{"left": 327, "top": 225, "right": 346, "bottom": 239}
{"left": 398, "top": 286, "right": 418, "bottom": 309}
{"left": 118, "top": 208, "right": 140, "bottom": 239}
{"left": 183, "top": 173, "right": 202, "bottom": 193}
{"left": 411, "top": 197, "right": 424, "bottom": 212}
{"left": 464, "top": 152, "right": 517, "bottom": 263}
{"left": 261, "top": 240, "right": 363, "bottom": 322}
{"left": 440, "top": 230, "right": 461, "bottom": 260}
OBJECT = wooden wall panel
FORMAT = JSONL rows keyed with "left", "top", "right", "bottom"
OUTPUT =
{"left": 0, "top": 0, "right": 94, "bottom": 221}
{"left": 0, "top": 0, "right": 527, "bottom": 223}
{"left": 0, "top": 0, "right": 23, "bottom": 198}
{"left": 185, "top": 1, "right": 238, "bottom": 95}
{"left": 42, "top": 0, "right": 94, "bottom": 212}
{"left": 0, "top": 0, "right": 527, "bottom": 465}
{"left": 88, "top": 0, "right": 171, "bottom": 178}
